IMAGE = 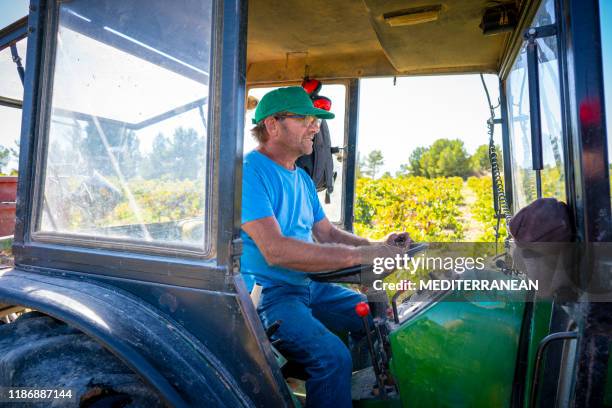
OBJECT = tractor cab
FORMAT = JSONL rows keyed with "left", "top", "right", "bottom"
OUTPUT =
{"left": 0, "top": 0, "right": 611, "bottom": 407}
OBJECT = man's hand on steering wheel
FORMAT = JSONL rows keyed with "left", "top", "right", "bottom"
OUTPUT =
{"left": 384, "top": 231, "right": 411, "bottom": 249}
{"left": 355, "top": 237, "right": 409, "bottom": 286}
{"left": 358, "top": 241, "right": 404, "bottom": 264}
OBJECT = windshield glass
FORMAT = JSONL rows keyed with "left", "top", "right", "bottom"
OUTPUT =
{"left": 36, "top": 0, "right": 214, "bottom": 252}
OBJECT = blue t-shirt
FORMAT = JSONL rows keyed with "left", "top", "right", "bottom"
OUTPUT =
{"left": 240, "top": 150, "right": 326, "bottom": 290}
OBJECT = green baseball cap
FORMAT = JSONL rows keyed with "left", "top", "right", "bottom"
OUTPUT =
{"left": 252, "top": 86, "right": 335, "bottom": 124}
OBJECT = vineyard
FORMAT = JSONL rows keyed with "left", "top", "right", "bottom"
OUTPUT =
{"left": 98, "top": 179, "right": 204, "bottom": 226}
{"left": 466, "top": 176, "right": 508, "bottom": 242}
{"left": 56, "top": 178, "right": 204, "bottom": 235}
{"left": 353, "top": 174, "right": 506, "bottom": 298}
{"left": 354, "top": 176, "right": 465, "bottom": 242}
{"left": 355, "top": 175, "right": 507, "bottom": 243}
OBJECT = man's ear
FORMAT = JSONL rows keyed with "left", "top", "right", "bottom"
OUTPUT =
{"left": 263, "top": 116, "right": 278, "bottom": 137}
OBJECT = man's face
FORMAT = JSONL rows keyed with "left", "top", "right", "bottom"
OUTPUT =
{"left": 275, "top": 114, "right": 320, "bottom": 156}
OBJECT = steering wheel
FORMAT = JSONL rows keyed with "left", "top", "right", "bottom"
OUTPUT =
{"left": 310, "top": 243, "right": 429, "bottom": 284}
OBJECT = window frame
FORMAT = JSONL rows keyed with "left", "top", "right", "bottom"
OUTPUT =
{"left": 244, "top": 79, "right": 352, "bottom": 228}
{"left": 12, "top": 0, "right": 246, "bottom": 290}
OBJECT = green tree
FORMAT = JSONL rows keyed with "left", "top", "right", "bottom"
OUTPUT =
{"left": 0, "top": 145, "right": 10, "bottom": 174}
{"left": 10, "top": 141, "right": 18, "bottom": 163}
{"left": 363, "top": 150, "right": 384, "bottom": 178}
{"left": 396, "top": 164, "right": 409, "bottom": 177}
{"left": 171, "top": 127, "right": 205, "bottom": 180}
{"left": 81, "top": 121, "right": 142, "bottom": 178}
{"left": 143, "top": 133, "right": 172, "bottom": 179}
{"left": 47, "top": 125, "right": 85, "bottom": 173}
{"left": 471, "top": 144, "right": 490, "bottom": 174}
{"left": 407, "top": 146, "right": 427, "bottom": 176}
{"left": 144, "top": 127, "right": 204, "bottom": 180}
{"left": 9, "top": 140, "right": 20, "bottom": 173}
{"left": 471, "top": 144, "right": 502, "bottom": 175}
{"left": 420, "top": 138, "right": 471, "bottom": 179}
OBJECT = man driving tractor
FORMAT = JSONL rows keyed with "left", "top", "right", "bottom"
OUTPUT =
{"left": 240, "top": 86, "right": 409, "bottom": 407}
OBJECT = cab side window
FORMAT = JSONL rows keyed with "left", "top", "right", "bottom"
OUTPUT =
{"left": 506, "top": 0, "right": 566, "bottom": 211}
{"left": 35, "top": 0, "right": 214, "bottom": 253}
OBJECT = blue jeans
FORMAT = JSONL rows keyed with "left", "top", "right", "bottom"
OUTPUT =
{"left": 258, "top": 281, "right": 369, "bottom": 408}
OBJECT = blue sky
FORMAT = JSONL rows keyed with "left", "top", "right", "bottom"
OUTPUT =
{"left": 0, "top": 1, "right": 27, "bottom": 27}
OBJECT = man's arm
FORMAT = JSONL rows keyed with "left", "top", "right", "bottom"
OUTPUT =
{"left": 312, "top": 217, "right": 412, "bottom": 249}
{"left": 242, "top": 216, "right": 361, "bottom": 271}
{"left": 242, "top": 216, "right": 403, "bottom": 272}
{"left": 312, "top": 217, "right": 371, "bottom": 246}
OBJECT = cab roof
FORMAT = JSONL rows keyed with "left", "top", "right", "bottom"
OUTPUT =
{"left": 246, "top": 0, "right": 531, "bottom": 84}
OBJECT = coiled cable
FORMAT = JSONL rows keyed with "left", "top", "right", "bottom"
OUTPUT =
{"left": 480, "top": 74, "right": 512, "bottom": 243}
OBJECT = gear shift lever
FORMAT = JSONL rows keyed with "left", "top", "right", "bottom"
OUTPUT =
{"left": 355, "top": 301, "right": 387, "bottom": 398}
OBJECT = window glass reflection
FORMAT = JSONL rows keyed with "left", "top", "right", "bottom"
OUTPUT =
{"left": 507, "top": 0, "right": 565, "bottom": 211}
{"left": 38, "top": 0, "right": 213, "bottom": 251}
{"left": 507, "top": 45, "right": 537, "bottom": 210}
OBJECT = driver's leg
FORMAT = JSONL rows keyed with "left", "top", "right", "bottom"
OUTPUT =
{"left": 309, "top": 281, "right": 372, "bottom": 337}
{"left": 308, "top": 281, "right": 375, "bottom": 371}
{"left": 258, "top": 284, "right": 353, "bottom": 408}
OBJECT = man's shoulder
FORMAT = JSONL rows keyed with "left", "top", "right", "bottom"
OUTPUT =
{"left": 296, "top": 167, "right": 316, "bottom": 189}
{"left": 244, "top": 150, "right": 274, "bottom": 169}
{"left": 244, "top": 150, "right": 268, "bottom": 174}
{"left": 244, "top": 150, "right": 262, "bottom": 165}
{"left": 243, "top": 151, "right": 280, "bottom": 188}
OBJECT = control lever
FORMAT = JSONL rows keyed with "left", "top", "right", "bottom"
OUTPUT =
{"left": 355, "top": 302, "right": 387, "bottom": 398}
